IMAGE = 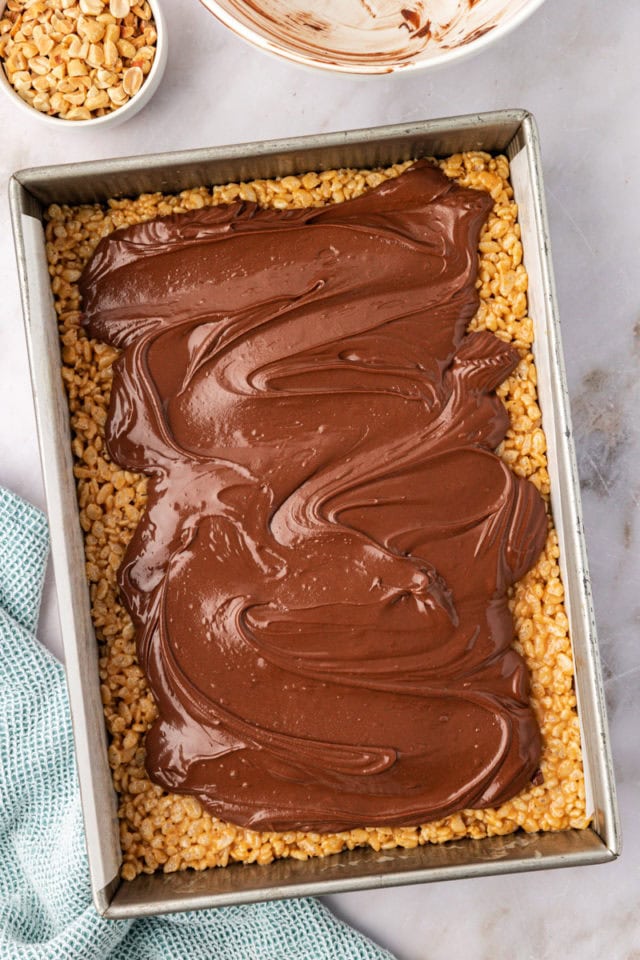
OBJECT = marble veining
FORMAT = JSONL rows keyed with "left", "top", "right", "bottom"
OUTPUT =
{"left": 573, "top": 367, "right": 632, "bottom": 497}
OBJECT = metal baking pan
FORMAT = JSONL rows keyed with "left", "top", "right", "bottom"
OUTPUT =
{"left": 9, "top": 109, "right": 620, "bottom": 919}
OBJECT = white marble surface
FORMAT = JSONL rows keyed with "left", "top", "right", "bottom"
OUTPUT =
{"left": 1, "top": 0, "right": 638, "bottom": 957}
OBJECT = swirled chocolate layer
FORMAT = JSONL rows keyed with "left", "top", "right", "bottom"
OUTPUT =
{"left": 80, "top": 162, "right": 547, "bottom": 832}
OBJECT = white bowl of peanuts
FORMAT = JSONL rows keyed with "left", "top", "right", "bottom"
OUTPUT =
{"left": 0, "top": 0, "right": 166, "bottom": 126}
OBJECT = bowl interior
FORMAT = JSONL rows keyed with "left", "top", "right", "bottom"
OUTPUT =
{"left": 199, "top": 0, "right": 544, "bottom": 73}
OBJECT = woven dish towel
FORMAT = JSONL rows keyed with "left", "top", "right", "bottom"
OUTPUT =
{"left": 0, "top": 486, "right": 395, "bottom": 960}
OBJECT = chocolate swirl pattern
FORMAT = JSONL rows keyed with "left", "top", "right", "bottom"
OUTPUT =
{"left": 80, "top": 162, "right": 547, "bottom": 832}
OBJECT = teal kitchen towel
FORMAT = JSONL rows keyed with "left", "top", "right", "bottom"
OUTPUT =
{"left": 0, "top": 486, "right": 394, "bottom": 960}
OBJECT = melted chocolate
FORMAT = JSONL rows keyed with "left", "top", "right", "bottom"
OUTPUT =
{"left": 80, "top": 162, "right": 547, "bottom": 832}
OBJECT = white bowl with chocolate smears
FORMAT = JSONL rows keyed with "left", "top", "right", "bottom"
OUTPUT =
{"left": 197, "top": 0, "right": 548, "bottom": 75}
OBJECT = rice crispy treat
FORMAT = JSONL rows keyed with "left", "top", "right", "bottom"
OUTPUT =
{"left": 45, "top": 152, "right": 589, "bottom": 880}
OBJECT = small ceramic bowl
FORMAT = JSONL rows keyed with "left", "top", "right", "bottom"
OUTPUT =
{"left": 0, "top": 0, "right": 167, "bottom": 128}
{"left": 197, "top": 0, "right": 547, "bottom": 76}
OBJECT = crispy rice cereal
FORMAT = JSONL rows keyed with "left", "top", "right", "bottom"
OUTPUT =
{"left": 46, "top": 154, "right": 589, "bottom": 880}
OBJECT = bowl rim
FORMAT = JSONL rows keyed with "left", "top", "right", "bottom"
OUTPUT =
{"left": 196, "top": 0, "right": 548, "bottom": 75}
{"left": 0, "top": 0, "right": 167, "bottom": 127}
